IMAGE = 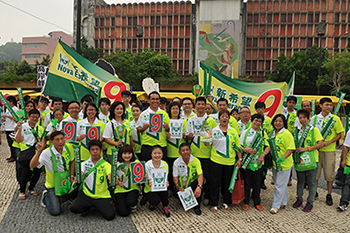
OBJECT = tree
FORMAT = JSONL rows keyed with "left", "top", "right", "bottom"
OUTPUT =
{"left": 103, "top": 50, "right": 180, "bottom": 90}
{"left": 81, "top": 36, "right": 103, "bottom": 63}
{"left": 318, "top": 49, "right": 350, "bottom": 93}
{"left": 267, "top": 44, "right": 329, "bottom": 89}
{"left": 0, "top": 42, "right": 22, "bottom": 61}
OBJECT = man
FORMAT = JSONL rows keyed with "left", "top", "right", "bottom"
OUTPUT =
{"left": 180, "top": 97, "right": 195, "bottom": 120}
{"left": 160, "top": 97, "right": 168, "bottom": 111}
{"left": 30, "top": 131, "right": 76, "bottom": 216}
{"left": 121, "top": 90, "right": 133, "bottom": 122}
{"left": 294, "top": 100, "right": 312, "bottom": 128}
{"left": 255, "top": 102, "right": 272, "bottom": 133}
{"left": 137, "top": 91, "right": 170, "bottom": 162}
{"left": 282, "top": 96, "right": 298, "bottom": 133}
{"left": 173, "top": 143, "right": 204, "bottom": 215}
{"left": 3, "top": 96, "right": 18, "bottom": 162}
{"left": 78, "top": 95, "right": 93, "bottom": 120}
{"left": 337, "top": 130, "right": 350, "bottom": 211}
{"left": 44, "top": 97, "right": 69, "bottom": 127}
{"left": 209, "top": 98, "right": 240, "bottom": 133}
{"left": 238, "top": 106, "right": 252, "bottom": 133}
{"left": 310, "top": 97, "right": 344, "bottom": 205}
{"left": 98, "top": 97, "right": 111, "bottom": 124}
{"left": 69, "top": 139, "right": 115, "bottom": 220}
{"left": 186, "top": 96, "right": 216, "bottom": 205}
{"left": 38, "top": 97, "right": 50, "bottom": 127}
{"left": 205, "top": 104, "right": 213, "bottom": 115}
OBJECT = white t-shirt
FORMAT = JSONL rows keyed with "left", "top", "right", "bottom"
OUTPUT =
{"left": 4, "top": 106, "right": 19, "bottom": 131}
{"left": 37, "top": 146, "right": 68, "bottom": 173}
{"left": 16, "top": 122, "right": 39, "bottom": 147}
{"left": 99, "top": 112, "right": 109, "bottom": 124}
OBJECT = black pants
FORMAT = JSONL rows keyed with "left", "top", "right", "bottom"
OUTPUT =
{"left": 335, "top": 154, "right": 345, "bottom": 186}
{"left": 69, "top": 190, "right": 115, "bottom": 221}
{"left": 114, "top": 190, "right": 138, "bottom": 217}
{"left": 198, "top": 158, "right": 210, "bottom": 199}
{"left": 146, "top": 190, "right": 169, "bottom": 207}
{"left": 174, "top": 179, "right": 202, "bottom": 209}
{"left": 167, "top": 157, "right": 176, "bottom": 192}
{"left": 5, "top": 131, "right": 16, "bottom": 159}
{"left": 19, "top": 165, "right": 40, "bottom": 193}
{"left": 140, "top": 145, "right": 167, "bottom": 162}
{"left": 243, "top": 167, "right": 263, "bottom": 205}
{"left": 209, "top": 161, "right": 233, "bottom": 206}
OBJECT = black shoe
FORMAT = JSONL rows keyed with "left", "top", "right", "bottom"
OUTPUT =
{"left": 149, "top": 204, "right": 155, "bottom": 211}
{"left": 194, "top": 208, "right": 202, "bottom": 215}
{"left": 315, "top": 192, "right": 319, "bottom": 200}
{"left": 261, "top": 183, "right": 267, "bottom": 190}
{"left": 326, "top": 194, "right": 333, "bottom": 206}
{"left": 80, "top": 210, "right": 90, "bottom": 217}
{"left": 140, "top": 196, "right": 148, "bottom": 206}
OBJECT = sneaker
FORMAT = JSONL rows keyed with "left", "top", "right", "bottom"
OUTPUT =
{"left": 292, "top": 199, "right": 303, "bottom": 209}
{"left": 41, "top": 190, "right": 47, "bottom": 208}
{"left": 203, "top": 198, "right": 209, "bottom": 206}
{"left": 130, "top": 205, "right": 137, "bottom": 213}
{"left": 162, "top": 206, "right": 170, "bottom": 217}
{"left": 326, "top": 194, "right": 333, "bottom": 206}
{"left": 194, "top": 207, "right": 202, "bottom": 215}
{"left": 149, "top": 204, "right": 155, "bottom": 211}
{"left": 337, "top": 202, "right": 348, "bottom": 211}
{"left": 332, "top": 183, "right": 342, "bottom": 189}
{"left": 315, "top": 192, "right": 319, "bottom": 200}
{"left": 303, "top": 202, "right": 313, "bottom": 212}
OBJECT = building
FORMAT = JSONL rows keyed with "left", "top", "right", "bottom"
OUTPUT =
{"left": 245, "top": 0, "right": 350, "bottom": 82}
{"left": 22, "top": 31, "right": 73, "bottom": 64}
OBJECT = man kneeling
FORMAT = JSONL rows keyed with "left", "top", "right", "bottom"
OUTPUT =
{"left": 30, "top": 131, "right": 77, "bottom": 216}
{"left": 173, "top": 143, "right": 204, "bottom": 215}
{"left": 69, "top": 139, "right": 115, "bottom": 221}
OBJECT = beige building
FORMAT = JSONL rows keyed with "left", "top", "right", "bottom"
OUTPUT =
{"left": 22, "top": 31, "right": 73, "bottom": 64}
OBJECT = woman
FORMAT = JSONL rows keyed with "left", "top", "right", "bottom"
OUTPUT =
{"left": 130, "top": 104, "right": 142, "bottom": 159}
{"left": 166, "top": 101, "right": 187, "bottom": 194}
{"left": 77, "top": 102, "right": 105, "bottom": 161}
{"left": 240, "top": 114, "right": 270, "bottom": 211}
{"left": 205, "top": 110, "right": 242, "bottom": 212}
{"left": 45, "top": 108, "right": 64, "bottom": 137}
{"left": 269, "top": 114, "right": 295, "bottom": 214}
{"left": 293, "top": 109, "right": 324, "bottom": 212}
{"left": 102, "top": 101, "right": 133, "bottom": 163}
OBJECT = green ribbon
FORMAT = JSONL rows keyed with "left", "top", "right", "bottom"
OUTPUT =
{"left": 228, "top": 165, "right": 239, "bottom": 193}
{"left": 17, "top": 87, "right": 28, "bottom": 120}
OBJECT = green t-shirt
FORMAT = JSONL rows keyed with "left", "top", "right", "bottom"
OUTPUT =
{"left": 296, "top": 126, "right": 323, "bottom": 163}
{"left": 173, "top": 155, "right": 202, "bottom": 188}
{"left": 126, "top": 106, "right": 134, "bottom": 122}
{"left": 186, "top": 114, "right": 217, "bottom": 159}
{"left": 287, "top": 112, "right": 297, "bottom": 133}
{"left": 262, "top": 115, "right": 272, "bottom": 133}
{"left": 82, "top": 158, "right": 112, "bottom": 199}
{"left": 270, "top": 129, "right": 296, "bottom": 170}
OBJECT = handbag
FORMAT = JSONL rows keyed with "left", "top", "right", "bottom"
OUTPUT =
{"left": 294, "top": 128, "right": 317, "bottom": 172}
{"left": 18, "top": 145, "right": 36, "bottom": 166}
{"left": 51, "top": 146, "right": 73, "bottom": 196}
{"left": 231, "top": 169, "right": 245, "bottom": 205}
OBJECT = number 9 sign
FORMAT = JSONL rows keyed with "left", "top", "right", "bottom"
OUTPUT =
{"left": 63, "top": 121, "right": 77, "bottom": 142}
{"left": 86, "top": 126, "right": 101, "bottom": 144}
{"left": 131, "top": 161, "right": 147, "bottom": 184}
{"left": 149, "top": 113, "right": 163, "bottom": 133}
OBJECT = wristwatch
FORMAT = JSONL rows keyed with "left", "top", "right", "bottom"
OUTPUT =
{"left": 198, "top": 185, "right": 203, "bottom": 189}
{"left": 70, "top": 175, "right": 75, "bottom": 178}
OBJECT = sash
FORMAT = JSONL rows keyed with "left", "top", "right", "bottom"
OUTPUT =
{"left": 79, "top": 159, "right": 106, "bottom": 191}
{"left": 110, "top": 148, "right": 119, "bottom": 188}
{"left": 241, "top": 132, "right": 259, "bottom": 167}
{"left": 294, "top": 125, "right": 311, "bottom": 164}
{"left": 73, "top": 144, "right": 82, "bottom": 183}
{"left": 241, "top": 130, "right": 265, "bottom": 170}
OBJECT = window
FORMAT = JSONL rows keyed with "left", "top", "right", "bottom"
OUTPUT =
{"left": 25, "top": 54, "right": 41, "bottom": 59}
{"left": 25, "top": 43, "right": 41, "bottom": 48}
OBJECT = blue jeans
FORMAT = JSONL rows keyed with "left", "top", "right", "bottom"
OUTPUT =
{"left": 296, "top": 163, "right": 319, "bottom": 203}
{"left": 44, "top": 188, "right": 61, "bottom": 216}
{"left": 340, "top": 172, "right": 350, "bottom": 205}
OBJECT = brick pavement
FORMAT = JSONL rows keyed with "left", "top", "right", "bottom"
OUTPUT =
{"left": 0, "top": 134, "right": 349, "bottom": 233}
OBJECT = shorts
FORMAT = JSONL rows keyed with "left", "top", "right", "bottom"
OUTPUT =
{"left": 317, "top": 151, "right": 336, "bottom": 182}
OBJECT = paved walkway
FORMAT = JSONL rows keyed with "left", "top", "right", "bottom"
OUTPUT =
{"left": 0, "top": 134, "right": 349, "bottom": 232}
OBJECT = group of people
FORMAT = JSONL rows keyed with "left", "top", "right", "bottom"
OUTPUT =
{"left": 1, "top": 90, "right": 350, "bottom": 221}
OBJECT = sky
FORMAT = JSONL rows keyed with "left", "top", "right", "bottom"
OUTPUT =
{"left": 0, "top": 0, "right": 195, "bottom": 46}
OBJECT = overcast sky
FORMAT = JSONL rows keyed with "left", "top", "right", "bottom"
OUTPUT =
{"left": 0, "top": 0, "right": 195, "bottom": 45}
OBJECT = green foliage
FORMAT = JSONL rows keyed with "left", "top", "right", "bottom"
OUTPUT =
{"left": 81, "top": 36, "right": 103, "bottom": 63}
{"left": 267, "top": 44, "right": 329, "bottom": 87}
{"left": 0, "top": 42, "right": 22, "bottom": 62}
{"left": 103, "top": 50, "right": 180, "bottom": 90}
{"left": 318, "top": 49, "right": 350, "bottom": 93}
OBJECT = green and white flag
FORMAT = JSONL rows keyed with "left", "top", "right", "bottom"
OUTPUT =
{"left": 170, "top": 119, "right": 183, "bottom": 139}
{"left": 178, "top": 187, "right": 198, "bottom": 211}
{"left": 151, "top": 168, "right": 167, "bottom": 192}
